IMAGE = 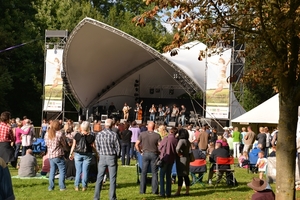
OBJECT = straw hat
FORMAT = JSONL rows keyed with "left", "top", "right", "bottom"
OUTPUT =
{"left": 223, "top": 127, "right": 229, "bottom": 130}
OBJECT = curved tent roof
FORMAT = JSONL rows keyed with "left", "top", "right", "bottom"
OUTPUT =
{"left": 63, "top": 17, "right": 245, "bottom": 119}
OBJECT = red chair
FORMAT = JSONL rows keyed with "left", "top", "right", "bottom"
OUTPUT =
{"left": 213, "top": 157, "right": 236, "bottom": 187}
{"left": 190, "top": 158, "right": 207, "bottom": 186}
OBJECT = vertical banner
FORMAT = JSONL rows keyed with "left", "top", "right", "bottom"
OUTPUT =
{"left": 205, "top": 49, "right": 231, "bottom": 119}
{"left": 43, "top": 49, "right": 63, "bottom": 111}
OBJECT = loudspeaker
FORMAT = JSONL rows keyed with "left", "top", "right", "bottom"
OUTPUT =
{"left": 168, "top": 122, "right": 176, "bottom": 127}
{"left": 135, "top": 120, "right": 142, "bottom": 124}
{"left": 101, "top": 115, "right": 108, "bottom": 123}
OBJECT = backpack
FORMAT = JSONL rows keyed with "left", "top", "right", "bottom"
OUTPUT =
{"left": 75, "top": 135, "right": 87, "bottom": 153}
{"left": 226, "top": 173, "right": 238, "bottom": 186}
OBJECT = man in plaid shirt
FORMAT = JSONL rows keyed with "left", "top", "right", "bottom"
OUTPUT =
{"left": 0, "top": 111, "right": 16, "bottom": 167}
{"left": 94, "top": 118, "right": 120, "bottom": 200}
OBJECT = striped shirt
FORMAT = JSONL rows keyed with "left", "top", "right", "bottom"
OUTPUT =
{"left": 44, "top": 131, "right": 65, "bottom": 159}
{"left": 95, "top": 128, "right": 120, "bottom": 156}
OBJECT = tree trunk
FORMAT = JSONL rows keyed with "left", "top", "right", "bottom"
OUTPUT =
{"left": 276, "top": 93, "right": 298, "bottom": 199}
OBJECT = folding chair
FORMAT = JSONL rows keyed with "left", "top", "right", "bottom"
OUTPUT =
{"left": 213, "top": 157, "right": 235, "bottom": 187}
{"left": 190, "top": 158, "right": 207, "bottom": 186}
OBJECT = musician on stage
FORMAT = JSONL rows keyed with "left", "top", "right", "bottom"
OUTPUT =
{"left": 134, "top": 101, "right": 143, "bottom": 120}
{"left": 158, "top": 104, "right": 165, "bottom": 121}
{"left": 164, "top": 105, "right": 171, "bottom": 125}
{"left": 123, "top": 103, "right": 131, "bottom": 121}
{"left": 149, "top": 104, "right": 157, "bottom": 121}
{"left": 171, "top": 104, "right": 179, "bottom": 123}
{"left": 179, "top": 105, "right": 186, "bottom": 126}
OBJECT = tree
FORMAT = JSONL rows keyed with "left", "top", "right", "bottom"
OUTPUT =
{"left": 137, "top": 0, "right": 300, "bottom": 199}
{"left": 0, "top": 0, "right": 44, "bottom": 122}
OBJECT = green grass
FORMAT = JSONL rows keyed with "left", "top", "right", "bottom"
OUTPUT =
{"left": 8, "top": 158, "right": 296, "bottom": 200}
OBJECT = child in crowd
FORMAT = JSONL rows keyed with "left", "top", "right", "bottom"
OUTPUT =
{"left": 207, "top": 142, "right": 215, "bottom": 156}
{"left": 227, "top": 134, "right": 234, "bottom": 156}
{"left": 238, "top": 151, "right": 249, "bottom": 168}
{"left": 256, "top": 151, "right": 267, "bottom": 179}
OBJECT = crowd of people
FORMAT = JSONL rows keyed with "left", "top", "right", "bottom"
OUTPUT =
{"left": 0, "top": 110, "right": 277, "bottom": 200}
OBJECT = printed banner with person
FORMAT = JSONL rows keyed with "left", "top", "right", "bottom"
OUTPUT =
{"left": 205, "top": 48, "right": 231, "bottom": 119}
{"left": 43, "top": 49, "right": 63, "bottom": 111}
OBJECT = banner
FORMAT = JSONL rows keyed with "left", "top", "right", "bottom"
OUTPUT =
{"left": 205, "top": 49, "right": 231, "bottom": 119}
{"left": 43, "top": 49, "right": 63, "bottom": 111}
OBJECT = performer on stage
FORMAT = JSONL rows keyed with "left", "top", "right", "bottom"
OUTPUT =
{"left": 134, "top": 101, "right": 143, "bottom": 120}
{"left": 158, "top": 104, "right": 165, "bottom": 121}
{"left": 122, "top": 103, "right": 131, "bottom": 121}
{"left": 171, "top": 104, "right": 179, "bottom": 123}
{"left": 149, "top": 104, "right": 157, "bottom": 121}
{"left": 164, "top": 105, "right": 171, "bottom": 125}
{"left": 179, "top": 105, "right": 186, "bottom": 126}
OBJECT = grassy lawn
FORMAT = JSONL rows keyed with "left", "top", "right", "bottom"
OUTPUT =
{"left": 8, "top": 158, "right": 296, "bottom": 200}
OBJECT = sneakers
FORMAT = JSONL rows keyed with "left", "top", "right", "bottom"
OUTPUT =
{"left": 75, "top": 187, "right": 79, "bottom": 191}
{"left": 208, "top": 179, "right": 212, "bottom": 185}
{"left": 82, "top": 188, "right": 87, "bottom": 191}
{"left": 60, "top": 188, "right": 66, "bottom": 191}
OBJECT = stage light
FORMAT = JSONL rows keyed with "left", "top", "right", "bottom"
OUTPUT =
{"left": 155, "top": 88, "right": 160, "bottom": 93}
{"left": 135, "top": 88, "right": 139, "bottom": 92}
{"left": 150, "top": 88, "right": 154, "bottom": 94}
{"left": 134, "top": 93, "right": 139, "bottom": 97}
{"left": 169, "top": 89, "right": 174, "bottom": 95}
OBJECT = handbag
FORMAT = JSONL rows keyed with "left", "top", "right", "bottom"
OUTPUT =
{"left": 189, "top": 150, "right": 195, "bottom": 162}
{"left": 155, "top": 156, "right": 164, "bottom": 168}
{"left": 74, "top": 134, "right": 87, "bottom": 153}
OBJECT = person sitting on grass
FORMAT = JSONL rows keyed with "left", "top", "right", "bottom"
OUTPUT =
{"left": 256, "top": 151, "right": 267, "bottom": 179}
{"left": 238, "top": 151, "right": 249, "bottom": 168}
{"left": 17, "top": 149, "right": 39, "bottom": 177}
{"left": 247, "top": 177, "right": 275, "bottom": 200}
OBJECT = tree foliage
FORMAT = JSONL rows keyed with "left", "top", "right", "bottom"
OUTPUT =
{"left": 137, "top": 0, "right": 300, "bottom": 199}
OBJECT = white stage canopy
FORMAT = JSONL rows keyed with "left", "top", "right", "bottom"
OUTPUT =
{"left": 232, "top": 94, "right": 279, "bottom": 124}
{"left": 63, "top": 17, "right": 245, "bottom": 120}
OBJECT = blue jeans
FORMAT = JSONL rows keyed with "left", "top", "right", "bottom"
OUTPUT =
{"left": 150, "top": 114, "right": 155, "bottom": 121}
{"left": 94, "top": 155, "right": 118, "bottom": 200}
{"left": 140, "top": 152, "right": 158, "bottom": 194}
{"left": 0, "top": 163, "right": 15, "bottom": 200}
{"left": 159, "top": 163, "right": 173, "bottom": 197}
{"left": 74, "top": 153, "right": 92, "bottom": 188}
{"left": 165, "top": 115, "right": 170, "bottom": 125}
{"left": 14, "top": 143, "right": 21, "bottom": 160}
{"left": 121, "top": 143, "right": 131, "bottom": 165}
{"left": 49, "top": 157, "right": 66, "bottom": 190}
{"left": 179, "top": 115, "right": 185, "bottom": 126}
{"left": 41, "top": 130, "right": 46, "bottom": 139}
{"left": 130, "top": 142, "right": 137, "bottom": 159}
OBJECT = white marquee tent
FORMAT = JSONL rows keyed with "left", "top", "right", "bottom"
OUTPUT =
{"left": 231, "top": 94, "right": 279, "bottom": 124}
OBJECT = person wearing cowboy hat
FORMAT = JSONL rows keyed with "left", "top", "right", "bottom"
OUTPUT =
{"left": 247, "top": 178, "right": 275, "bottom": 200}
